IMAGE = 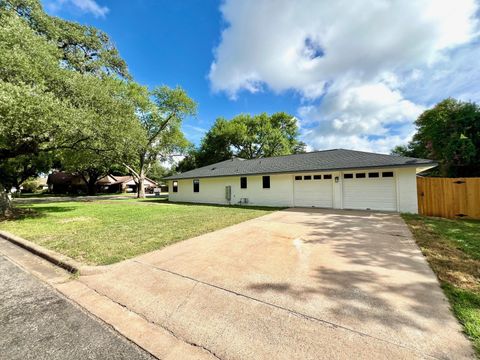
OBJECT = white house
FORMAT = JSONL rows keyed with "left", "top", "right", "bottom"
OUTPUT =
{"left": 165, "top": 149, "right": 437, "bottom": 213}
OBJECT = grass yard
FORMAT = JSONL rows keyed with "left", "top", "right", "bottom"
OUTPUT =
{"left": 402, "top": 214, "right": 480, "bottom": 356}
{"left": 15, "top": 192, "right": 135, "bottom": 198}
{"left": 0, "top": 199, "right": 279, "bottom": 265}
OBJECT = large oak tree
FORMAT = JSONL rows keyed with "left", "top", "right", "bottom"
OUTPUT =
{"left": 177, "top": 112, "right": 306, "bottom": 172}
{"left": 0, "top": 0, "right": 140, "bottom": 212}
{"left": 392, "top": 98, "right": 480, "bottom": 177}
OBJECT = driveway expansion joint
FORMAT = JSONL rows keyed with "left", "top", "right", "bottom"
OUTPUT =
{"left": 165, "top": 282, "right": 199, "bottom": 322}
{"left": 78, "top": 278, "right": 223, "bottom": 360}
{"left": 133, "top": 259, "right": 441, "bottom": 360}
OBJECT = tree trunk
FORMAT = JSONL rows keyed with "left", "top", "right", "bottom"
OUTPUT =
{"left": 83, "top": 171, "right": 100, "bottom": 196}
{"left": 87, "top": 179, "right": 97, "bottom": 196}
{"left": 137, "top": 171, "right": 146, "bottom": 198}
{"left": 136, "top": 154, "right": 147, "bottom": 199}
{"left": 0, "top": 184, "right": 12, "bottom": 217}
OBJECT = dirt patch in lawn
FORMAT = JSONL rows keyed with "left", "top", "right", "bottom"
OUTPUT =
{"left": 58, "top": 216, "right": 94, "bottom": 224}
{"left": 405, "top": 216, "right": 479, "bottom": 292}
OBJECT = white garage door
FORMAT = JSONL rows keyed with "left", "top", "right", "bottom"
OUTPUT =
{"left": 342, "top": 171, "right": 397, "bottom": 211}
{"left": 294, "top": 174, "right": 333, "bottom": 208}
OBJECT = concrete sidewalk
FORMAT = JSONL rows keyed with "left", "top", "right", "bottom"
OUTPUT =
{"left": 77, "top": 208, "right": 474, "bottom": 359}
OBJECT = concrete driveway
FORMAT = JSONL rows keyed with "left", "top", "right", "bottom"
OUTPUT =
{"left": 79, "top": 208, "right": 474, "bottom": 359}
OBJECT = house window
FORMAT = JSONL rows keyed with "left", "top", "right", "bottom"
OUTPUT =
{"left": 344, "top": 173, "right": 353, "bottom": 179}
{"left": 262, "top": 176, "right": 270, "bottom": 189}
{"left": 382, "top": 171, "right": 394, "bottom": 177}
{"left": 355, "top": 173, "right": 366, "bottom": 178}
{"left": 172, "top": 181, "right": 178, "bottom": 193}
{"left": 313, "top": 175, "right": 321, "bottom": 180}
{"left": 304, "top": 175, "right": 312, "bottom": 180}
{"left": 240, "top": 177, "right": 247, "bottom": 189}
{"left": 323, "top": 174, "right": 332, "bottom": 179}
{"left": 368, "top": 172, "right": 379, "bottom": 178}
{"left": 193, "top": 179, "right": 200, "bottom": 192}
{"left": 295, "top": 175, "right": 302, "bottom": 180}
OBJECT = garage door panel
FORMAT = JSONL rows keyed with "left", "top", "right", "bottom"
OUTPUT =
{"left": 294, "top": 178, "right": 333, "bottom": 208}
{"left": 343, "top": 178, "right": 397, "bottom": 211}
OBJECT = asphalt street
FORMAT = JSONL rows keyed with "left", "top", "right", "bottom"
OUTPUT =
{"left": 0, "top": 255, "right": 155, "bottom": 360}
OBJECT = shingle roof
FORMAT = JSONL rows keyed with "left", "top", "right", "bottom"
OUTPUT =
{"left": 47, "top": 172, "right": 79, "bottom": 185}
{"left": 164, "top": 149, "right": 437, "bottom": 180}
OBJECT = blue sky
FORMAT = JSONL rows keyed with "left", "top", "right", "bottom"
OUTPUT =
{"left": 43, "top": 0, "right": 480, "bottom": 153}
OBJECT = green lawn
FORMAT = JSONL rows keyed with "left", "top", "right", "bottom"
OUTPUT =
{"left": 0, "top": 199, "right": 279, "bottom": 265}
{"left": 402, "top": 214, "right": 480, "bottom": 356}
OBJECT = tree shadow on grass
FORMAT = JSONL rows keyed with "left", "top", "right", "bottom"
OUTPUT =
{"left": 0, "top": 206, "right": 77, "bottom": 222}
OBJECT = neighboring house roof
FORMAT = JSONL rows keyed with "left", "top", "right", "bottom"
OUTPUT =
{"left": 99, "top": 175, "right": 158, "bottom": 186}
{"left": 165, "top": 149, "right": 437, "bottom": 180}
{"left": 47, "top": 172, "right": 81, "bottom": 185}
{"left": 49, "top": 173, "right": 158, "bottom": 186}
{"left": 110, "top": 176, "right": 134, "bottom": 185}
{"left": 96, "top": 175, "right": 117, "bottom": 185}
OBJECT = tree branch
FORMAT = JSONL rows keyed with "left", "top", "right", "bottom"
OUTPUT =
{"left": 147, "top": 113, "right": 176, "bottom": 144}
{"left": 123, "top": 163, "right": 140, "bottom": 179}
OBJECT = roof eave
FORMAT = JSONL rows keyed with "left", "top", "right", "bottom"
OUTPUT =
{"left": 163, "top": 161, "right": 437, "bottom": 180}
{"left": 415, "top": 163, "right": 438, "bottom": 173}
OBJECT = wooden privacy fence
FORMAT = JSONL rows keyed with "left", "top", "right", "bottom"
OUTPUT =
{"left": 417, "top": 177, "right": 480, "bottom": 219}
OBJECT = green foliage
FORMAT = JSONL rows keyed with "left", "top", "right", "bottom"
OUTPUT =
{"left": 147, "top": 162, "right": 174, "bottom": 183}
{"left": 21, "top": 178, "right": 41, "bottom": 193}
{"left": 0, "top": 0, "right": 147, "bottom": 203}
{"left": 0, "top": 153, "right": 53, "bottom": 191}
{"left": 393, "top": 98, "right": 480, "bottom": 177}
{"left": 0, "top": 0, "right": 197, "bottom": 204}
{"left": 391, "top": 145, "right": 415, "bottom": 157}
{"left": 0, "top": 1, "right": 138, "bottom": 162}
{"left": 1, "top": 0, "right": 129, "bottom": 78}
{"left": 177, "top": 112, "right": 306, "bottom": 171}
{"left": 126, "top": 85, "right": 196, "bottom": 197}
{"left": 57, "top": 80, "right": 147, "bottom": 194}
{"left": 175, "top": 146, "right": 201, "bottom": 173}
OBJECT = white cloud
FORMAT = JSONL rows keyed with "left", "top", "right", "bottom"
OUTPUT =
{"left": 301, "top": 133, "right": 415, "bottom": 154}
{"left": 182, "top": 123, "right": 208, "bottom": 145}
{"left": 298, "top": 82, "right": 424, "bottom": 151}
{"left": 45, "top": 0, "right": 109, "bottom": 18}
{"left": 402, "top": 42, "right": 480, "bottom": 104}
{"left": 299, "top": 83, "right": 424, "bottom": 135}
{"left": 209, "top": 0, "right": 479, "bottom": 152}
{"left": 183, "top": 124, "right": 208, "bottom": 134}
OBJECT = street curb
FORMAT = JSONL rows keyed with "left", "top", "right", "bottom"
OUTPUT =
{"left": 0, "top": 231, "right": 109, "bottom": 275}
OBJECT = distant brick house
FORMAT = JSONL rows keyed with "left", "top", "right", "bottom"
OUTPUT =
{"left": 47, "top": 172, "right": 158, "bottom": 194}
{"left": 96, "top": 175, "right": 158, "bottom": 193}
{"left": 47, "top": 172, "right": 87, "bottom": 194}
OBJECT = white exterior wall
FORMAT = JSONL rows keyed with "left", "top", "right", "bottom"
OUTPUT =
{"left": 168, "top": 167, "right": 420, "bottom": 213}
{"left": 395, "top": 167, "right": 419, "bottom": 213}
{"left": 169, "top": 174, "right": 294, "bottom": 207}
{"left": 332, "top": 171, "right": 343, "bottom": 209}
